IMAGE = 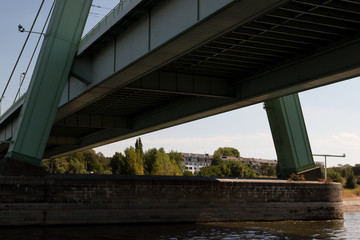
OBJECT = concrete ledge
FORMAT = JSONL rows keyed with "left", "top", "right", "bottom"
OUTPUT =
{"left": 0, "top": 175, "right": 343, "bottom": 226}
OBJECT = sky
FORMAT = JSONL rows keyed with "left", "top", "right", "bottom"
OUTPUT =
{"left": 1, "top": 0, "right": 360, "bottom": 167}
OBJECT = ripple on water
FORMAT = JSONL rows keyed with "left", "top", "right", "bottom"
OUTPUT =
{"left": 0, "top": 212, "right": 359, "bottom": 239}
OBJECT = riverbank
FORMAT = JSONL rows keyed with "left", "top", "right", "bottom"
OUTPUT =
{"left": 343, "top": 198, "right": 360, "bottom": 212}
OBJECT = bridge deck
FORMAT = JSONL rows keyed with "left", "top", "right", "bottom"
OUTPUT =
{"left": 1, "top": 0, "right": 360, "bottom": 160}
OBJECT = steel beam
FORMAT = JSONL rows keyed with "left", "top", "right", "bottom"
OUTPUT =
{"left": 54, "top": 113, "right": 130, "bottom": 129}
{"left": 264, "top": 93, "right": 315, "bottom": 177}
{"left": 125, "top": 71, "right": 235, "bottom": 98}
{"left": 56, "top": 0, "right": 289, "bottom": 121}
{"left": 5, "top": 0, "right": 92, "bottom": 166}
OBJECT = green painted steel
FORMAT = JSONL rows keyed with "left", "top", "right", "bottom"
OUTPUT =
{"left": 6, "top": 0, "right": 92, "bottom": 166}
{"left": 79, "top": 0, "right": 133, "bottom": 48}
{"left": 264, "top": 94, "right": 315, "bottom": 177}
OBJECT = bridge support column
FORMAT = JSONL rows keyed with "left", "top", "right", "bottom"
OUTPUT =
{"left": 264, "top": 94, "right": 318, "bottom": 178}
{"left": 1, "top": 0, "right": 92, "bottom": 175}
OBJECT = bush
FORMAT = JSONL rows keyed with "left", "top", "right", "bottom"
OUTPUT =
{"left": 288, "top": 173, "right": 305, "bottom": 181}
{"left": 345, "top": 173, "right": 356, "bottom": 189}
{"left": 327, "top": 168, "right": 343, "bottom": 184}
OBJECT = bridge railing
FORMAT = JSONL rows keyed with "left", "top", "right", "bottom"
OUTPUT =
{"left": 0, "top": 1, "right": 133, "bottom": 118}
{"left": 0, "top": 93, "right": 26, "bottom": 122}
{"left": 79, "top": 0, "right": 133, "bottom": 48}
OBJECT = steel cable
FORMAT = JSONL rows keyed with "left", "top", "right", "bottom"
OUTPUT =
{"left": 0, "top": 0, "right": 45, "bottom": 113}
{"left": 13, "top": 0, "right": 55, "bottom": 104}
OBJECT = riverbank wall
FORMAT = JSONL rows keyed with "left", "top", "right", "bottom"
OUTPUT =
{"left": 0, "top": 175, "right": 343, "bottom": 226}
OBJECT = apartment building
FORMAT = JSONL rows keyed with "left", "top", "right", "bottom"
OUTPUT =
{"left": 182, "top": 153, "right": 212, "bottom": 174}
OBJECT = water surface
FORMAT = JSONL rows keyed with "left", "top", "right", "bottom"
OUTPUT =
{"left": 0, "top": 212, "right": 358, "bottom": 239}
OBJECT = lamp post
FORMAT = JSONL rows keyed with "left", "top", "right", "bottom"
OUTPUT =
{"left": 20, "top": 72, "right": 25, "bottom": 100}
{"left": 313, "top": 153, "right": 346, "bottom": 179}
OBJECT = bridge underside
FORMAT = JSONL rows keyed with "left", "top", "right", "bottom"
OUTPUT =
{"left": 48, "top": 0, "right": 360, "bottom": 156}
{"left": 1, "top": 0, "right": 360, "bottom": 175}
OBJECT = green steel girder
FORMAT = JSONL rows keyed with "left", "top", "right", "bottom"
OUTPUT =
{"left": 264, "top": 93, "right": 315, "bottom": 177}
{"left": 5, "top": 0, "right": 92, "bottom": 166}
{"left": 53, "top": 113, "right": 130, "bottom": 129}
{"left": 125, "top": 71, "right": 236, "bottom": 99}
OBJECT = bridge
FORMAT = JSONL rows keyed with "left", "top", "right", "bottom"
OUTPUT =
{"left": 1, "top": 0, "right": 359, "bottom": 176}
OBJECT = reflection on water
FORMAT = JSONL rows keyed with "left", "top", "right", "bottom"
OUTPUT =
{"left": 0, "top": 212, "right": 359, "bottom": 240}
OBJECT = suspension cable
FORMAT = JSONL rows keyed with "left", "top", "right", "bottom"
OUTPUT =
{"left": 0, "top": 0, "right": 45, "bottom": 109}
{"left": 13, "top": 0, "right": 55, "bottom": 104}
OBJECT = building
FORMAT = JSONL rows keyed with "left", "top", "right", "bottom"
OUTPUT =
{"left": 241, "top": 157, "right": 277, "bottom": 172}
{"left": 182, "top": 153, "right": 212, "bottom": 174}
{"left": 182, "top": 152, "right": 277, "bottom": 175}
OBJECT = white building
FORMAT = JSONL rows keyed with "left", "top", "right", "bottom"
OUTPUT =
{"left": 182, "top": 153, "right": 212, "bottom": 174}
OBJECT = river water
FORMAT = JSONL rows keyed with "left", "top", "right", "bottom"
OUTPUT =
{"left": 0, "top": 212, "right": 359, "bottom": 239}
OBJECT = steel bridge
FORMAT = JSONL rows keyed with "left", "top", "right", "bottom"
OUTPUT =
{"left": 1, "top": 0, "right": 360, "bottom": 176}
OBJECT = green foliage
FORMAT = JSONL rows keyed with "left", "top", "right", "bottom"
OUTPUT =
{"left": 183, "top": 170, "right": 193, "bottom": 176}
{"left": 144, "top": 148, "right": 158, "bottom": 175}
{"left": 353, "top": 164, "right": 360, "bottom": 176}
{"left": 327, "top": 168, "right": 343, "bottom": 184}
{"left": 110, "top": 152, "right": 126, "bottom": 174}
{"left": 332, "top": 164, "right": 353, "bottom": 178}
{"left": 53, "top": 157, "right": 69, "bottom": 174}
{"left": 259, "top": 163, "right": 277, "bottom": 177}
{"left": 197, "top": 165, "right": 223, "bottom": 177}
{"left": 197, "top": 160, "right": 256, "bottom": 178}
{"left": 84, "top": 150, "right": 104, "bottom": 173}
{"left": 211, "top": 156, "right": 223, "bottom": 166}
{"left": 345, "top": 173, "right": 356, "bottom": 189}
{"left": 43, "top": 150, "right": 111, "bottom": 174}
{"left": 151, "top": 151, "right": 182, "bottom": 176}
{"left": 168, "top": 150, "right": 184, "bottom": 171}
{"left": 212, "top": 147, "right": 240, "bottom": 166}
{"left": 213, "top": 147, "right": 240, "bottom": 158}
{"left": 135, "top": 138, "right": 143, "bottom": 156}
{"left": 68, "top": 158, "right": 87, "bottom": 174}
{"left": 124, "top": 147, "right": 144, "bottom": 175}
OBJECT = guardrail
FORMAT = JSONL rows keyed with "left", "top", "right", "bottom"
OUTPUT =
{"left": 0, "top": 93, "right": 26, "bottom": 121}
{"left": 79, "top": 0, "right": 133, "bottom": 48}
{"left": 0, "top": 1, "right": 134, "bottom": 118}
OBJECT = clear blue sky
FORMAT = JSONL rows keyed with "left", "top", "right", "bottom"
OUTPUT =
{"left": 1, "top": 0, "right": 360, "bottom": 167}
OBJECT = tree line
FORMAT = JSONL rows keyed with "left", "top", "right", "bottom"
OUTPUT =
{"left": 323, "top": 164, "right": 360, "bottom": 189}
{"left": 42, "top": 138, "right": 270, "bottom": 178}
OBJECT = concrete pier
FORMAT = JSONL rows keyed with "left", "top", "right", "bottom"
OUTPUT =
{"left": 0, "top": 175, "right": 343, "bottom": 226}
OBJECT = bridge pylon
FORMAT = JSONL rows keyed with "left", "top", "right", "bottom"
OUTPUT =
{"left": 264, "top": 93, "right": 320, "bottom": 179}
{"left": 0, "top": 0, "right": 92, "bottom": 175}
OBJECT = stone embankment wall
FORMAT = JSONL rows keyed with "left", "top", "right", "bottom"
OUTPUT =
{"left": 0, "top": 175, "right": 343, "bottom": 226}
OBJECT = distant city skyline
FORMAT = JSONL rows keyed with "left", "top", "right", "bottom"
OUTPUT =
{"left": 1, "top": 0, "right": 359, "bottom": 167}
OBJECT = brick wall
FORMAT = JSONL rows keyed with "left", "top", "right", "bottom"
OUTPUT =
{"left": 0, "top": 175, "right": 343, "bottom": 226}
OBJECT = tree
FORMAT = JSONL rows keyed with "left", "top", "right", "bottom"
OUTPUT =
{"left": 197, "top": 160, "right": 256, "bottom": 178}
{"left": 83, "top": 149, "right": 104, "bottom": 173}
{"left": 353, "top": 164, "right": 360, "bottom": 176}
{"left": 213, "top": 147, "right": 240, "bottom": 158}
{"left": 68, "top": 157, "right": 87, "bottom": 174}
{"left": 151, "top": 151, "right": 182, "bottom": 176}
{"left": 144, "top": 148, "right": 158, "bottom": 175}
{"left": 345, "top": 173, "right": 356, "bottom": 189}
{"left": 52, "top": 157, "right": 69, "bottom": 174}
{"left": 197, "top": 165, "right": 224, "bottom": 177}
{"left": 97, "top": 152, "right": 111, "bottom": 174}
{"left": 212, "top": 147, "right": 240, "bottom": 166}
{"left": 110, "top": 152, "right": 126, "bottom": 174}
{"left": 168, "top": 150, "right": 185, "bottom": 172}
{"left": 124, "top": 147, "right": 144, "bottom": 175}
{"left": 259, "top": 163, "right": 277, "bottom": 177}
{"left": 327, "top": 168, "right": 343, "bottom": 183}
{"left": 135, "top": 138, "right": 144, "bottom": 157}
